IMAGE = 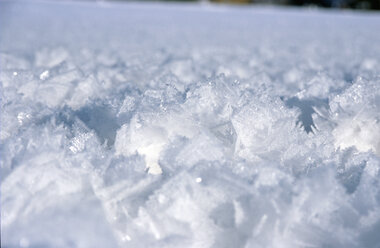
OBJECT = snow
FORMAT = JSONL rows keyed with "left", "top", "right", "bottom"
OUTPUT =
{"left": 1, "top": 1, "right": 380, "bottom": 247}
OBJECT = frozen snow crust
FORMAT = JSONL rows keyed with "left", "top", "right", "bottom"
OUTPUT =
{"left": 1, "top": 1, "right": 380, "bottom": 247}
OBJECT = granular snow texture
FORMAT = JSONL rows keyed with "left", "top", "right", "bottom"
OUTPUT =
{"left": 1, "top": 1, "right": 380, "bottom": 247}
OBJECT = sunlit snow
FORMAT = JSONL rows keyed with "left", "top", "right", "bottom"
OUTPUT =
{"left": 1, "top": 1, "right": 380, "bottom": 247}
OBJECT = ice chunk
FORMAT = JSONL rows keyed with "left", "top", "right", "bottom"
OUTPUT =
{"left": 114, "top": 108, "right": 199, "bottom": 174}
{"left": 66, "top": 75, "right": 98, "bottom": 110}
{"left": 39, "top": 70, "right": 50, "bottom": 80}
{"left": 331, "top": 78, "right": 380, "bottom": 156}
{"left": 115, "top": 121, "right": 167, "bottom": 175}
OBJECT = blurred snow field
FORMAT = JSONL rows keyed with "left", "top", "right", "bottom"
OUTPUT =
{"left": 1, "top": 1, "right": 380, "bottom": 247}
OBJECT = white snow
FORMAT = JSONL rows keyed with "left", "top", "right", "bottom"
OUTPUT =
{"left": 1, "top": 1, "right": 380, "bottom": 247}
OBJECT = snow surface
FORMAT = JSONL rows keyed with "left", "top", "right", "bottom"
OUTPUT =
{"left": 1, "top": 1, "right": 380, "bottom": 247}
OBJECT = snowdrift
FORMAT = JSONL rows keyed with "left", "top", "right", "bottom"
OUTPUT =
{"left": 1, "top": 1, "right": 380, "bottom": 247}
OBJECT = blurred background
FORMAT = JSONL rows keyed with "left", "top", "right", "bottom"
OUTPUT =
{"left": 93, "top": 0, "right": 380, "bottom": 10}
{"left": 210, "top": 0, "right": 379, "bottom": 10}
{"left": 212, "top": 0, "right": 380, "bottom": 10}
